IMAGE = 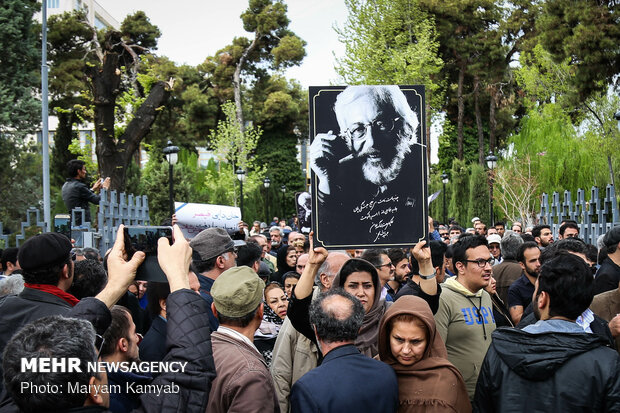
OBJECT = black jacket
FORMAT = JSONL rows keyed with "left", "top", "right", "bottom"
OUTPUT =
{"left": 594, "top": 257, "right": 620, "bottom": 295}
{"left": 139, "top": 316, "right": 167, "bottom": 363}
{"left": 473, "top": 327, "right": 620, "bottom": 412}
{"left": 394, "top": 278, "right": 441, "bottom": 314}
{"left": 61, "top": 178, "right": 100, "bottom": 224}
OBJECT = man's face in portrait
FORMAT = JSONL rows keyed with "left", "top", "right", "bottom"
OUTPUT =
{"left": 337, "top": 95, "right": 410, "bottom": 186}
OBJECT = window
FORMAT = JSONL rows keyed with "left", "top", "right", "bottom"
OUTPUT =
{"left": 48, "top": 0, "right": 60, "bottom": 8}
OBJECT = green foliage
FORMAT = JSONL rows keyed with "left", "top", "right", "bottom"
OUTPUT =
{"left": 335, "top": 0, "right": 444, "bottom": 112}
{"left": 510, "top": 104, "right": 607, "bottom": 194}
{"left": 209, "top": 101, "right": 261, "bottom": 171}
{"left": 448, "top": 158, "right": 469, "bottom": 225}
{"left": 536, "top": 0, "right": 620, "bottom": 102}
{"left": 0, "top": 0, "right": 40, "bottom": 134}
{"left": 120, "top": 11, "right": 161, "bottom": 50}
{"left": 138, "top": 148, "right": 194, "bottom": 225}
{"left": 467, "top": 163, "right": 490, "bottom": 224}
{"left": 428, "top": 172, "right": 451, "bottom": 225}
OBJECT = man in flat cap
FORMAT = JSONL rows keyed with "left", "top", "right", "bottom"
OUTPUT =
{"left": 593, "top": 226, "right": 620, "bottom": 295}
{"left": 190, "top": 227, "right": 237, "bottom": 332}
{"left": 207, "top": 267, "right": 278, "bottom": 413}
{"left": 0, "top": 233, "right": 77, "bottom": 396}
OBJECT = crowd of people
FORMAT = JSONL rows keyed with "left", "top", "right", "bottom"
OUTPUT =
{"left": 1, "top": 213, "right": 620, "bottom": 412}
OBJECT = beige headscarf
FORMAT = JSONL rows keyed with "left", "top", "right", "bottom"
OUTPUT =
{"left": 378, "top": 296, "right": 471, "bottom": 413}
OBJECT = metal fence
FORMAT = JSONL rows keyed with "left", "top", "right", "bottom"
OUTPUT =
{"left": 0, "top": 189, "right": 150, "bottom": 256}
{"left": 537, "top": 184, "right": 619, "bottom": 246}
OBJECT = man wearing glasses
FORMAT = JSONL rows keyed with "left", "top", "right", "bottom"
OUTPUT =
{"left": 310, "top": 85, "right": 425, "bottom": 245}
{"left": 434, "top": 235, "right": 496, "bottom": 400}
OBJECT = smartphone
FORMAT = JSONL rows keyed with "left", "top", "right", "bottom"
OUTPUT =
{"left": 123, "top": 226, "right": 173, "bottom": 282}
{"left": 54, "top": 214, "right": 71, "bottom": 241}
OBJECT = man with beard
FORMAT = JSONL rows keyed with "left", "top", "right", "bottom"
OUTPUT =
{"left": 474, "top": 252, "right": 620, "bottom": 412}
{"left": 532, "top": 224, "right": 554, "bottom": 248}
{"left": 100, "top": 306, "right": 149, "bottom": 412}
{"left": 310, "top": 85, "right": 425, "bottom": 245}
{"left": 508, "top": 242, "right": 541, "bottom": 325}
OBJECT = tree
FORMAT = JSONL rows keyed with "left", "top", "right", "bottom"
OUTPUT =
{"left": 448, "top": 158, "right": 469, "bottom": 225}
{"left": 335, "top": 0, "right": 444, "bottom": 163}
{"left": 0, "top": 0, "right": 41, "bottom": 232}
{"left": 231, "top": 0, "right": 306, "bottom": 129}
{"left": 467, "top": 163, "right": 490, "bottom": 224}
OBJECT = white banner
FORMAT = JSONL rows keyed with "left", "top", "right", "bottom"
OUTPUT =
{"left": 174, "top": 202, "right": 241, "bottom": 239}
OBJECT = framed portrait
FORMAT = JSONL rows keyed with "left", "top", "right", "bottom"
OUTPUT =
{"left": 309, "top": 85, "right": 428, "bottom": 249}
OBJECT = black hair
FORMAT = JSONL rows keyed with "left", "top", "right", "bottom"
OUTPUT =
{"left": 1, "top": 248, "right": 18, "bottom": 269}
{"left": 282, "top": 271, "right": 300, "bottom": 284}
{"left": 236, "top": 242, "right": 263, "bottom": 268}
{"left": 537, "top": 251, "right": 593, "bottom": 320}
{"left": 387, "top": 248, "right": 407, "bottom": 267}
{"left": 82, "top": 247, "right": 101, "bottom": 261}
{"left": 430, "top": 240, "right": 448, "bottom": 269}
{"left": 100, "top": 306, "right": 132, "bottom": 357}
{"left": 520, "top": 234, "right": 535, "bottom": 243}
{"left": 452, "top": 234, "right": 488, "bottom": 266}
{"left": 585, "top": 243, "right": 598, "bottom": 265}
{"left": 309, "top": 288, "right": 364, "bottom": 343}
{"left": 540, "top": 238, "right": 587, "bottom": 266}
{"left": 516, "top": 241, "right": 540, "bottom": 264}
{"left": 559, "top": 222, "right": 579, "bottom": 236}
{"left": 68, "top": 259, "right": 107, "bottom": 299}
{"left": 495, "top": 221, "right": 505, "bottom": 228}
{"left": 445, "top": 244, "right": 454, "bottom": 259}
{"left": 532, "top": 225, "right": 551, "bottom": 239}
{"left": 337, "top": 258, "right": 379, "bottom": 293}
{"left": 66, "top": 159, "right": 85, "bottom": 178}
{"left": 449, "top": 225, "right": 463, "bottom": 234}
{"left": 360, "top": 249, "right": 387, "bottom": 267}
{"left": 146, "top": 281, "right": 170, "bottom": 319}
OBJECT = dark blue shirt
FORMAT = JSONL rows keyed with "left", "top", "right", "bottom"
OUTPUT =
{"left": 507, "top": 273, "right": 534, "bottom": 309}
{"left": 198, "top": 274, "right": 219, "bottom": 332}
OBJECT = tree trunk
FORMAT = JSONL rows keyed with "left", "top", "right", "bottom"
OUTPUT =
{"left": 232, "top": 34, "right": 258, "bottom": 134}
{"left": 489, "top": 85, "right": 497, "bottom": 152}
{"left": 91, "top": 52, "right": 170, "bottom": 192}
{"left": 457, "top": 62, "right": 465, "bottom": 160}
{"left": 474, "top": 75, "right": 484, "bottom": 165}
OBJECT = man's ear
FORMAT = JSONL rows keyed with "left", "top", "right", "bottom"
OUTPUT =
{"left": 257, "top": 302, "right": 264, "bottom": 321}
{"left": 454, "top": 261, "right": 465, "bottom": 274}
{"left": 85, "top": 375, "right": 104, "bottom": 406}
{"left": 211, "top": 303, "right": 218, "bottom": 318}
{"left": 62, "top": 263, "right": 70, "bottom": 279}
{"left": 118, "top": 337, "right": 128, "bottom": 353}
{"left": 519, "top": 262, "right": 526, "bottom": 271}
{"left": 159, "top": 298, "right": 167, "bottom": 313}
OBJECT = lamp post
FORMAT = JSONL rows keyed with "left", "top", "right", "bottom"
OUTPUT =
{"left": 236, "top": 168, "right": 246, "bottom": 218}
{"left": 485, "top": 151, "right": 498, "bottom": 226}
{"left": 163, "top": 141, "right": 179, "bottom": 217}
{"left": 441, "top": 172, "right": 449, "bottom": 224}
{"left": 281, "top": 185, "right": 286, "bottom": 218}
{"left": 263, "top": 177, "right": 271, "bottom": 222}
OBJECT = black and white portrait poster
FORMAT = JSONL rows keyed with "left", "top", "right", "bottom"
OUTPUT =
{"left": 296, "top": 192, "right": 312, "bottom": 234}
{"left": 309, "top": 85, "right": 428, "bottom": 249}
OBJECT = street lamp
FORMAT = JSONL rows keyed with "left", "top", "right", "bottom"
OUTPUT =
{"left": 485, "top": 151, "right": 498, "bottom": 226}
{"left": 163, "top": 140, "right": 179, "bottom": 217}
{"left": 236, "top": 168, "right": 246, "bottom": 218}
{"left": 263, "top": 177, "right": 271, "bottom": 222}
{"left": 281, "top": 185, "right": 286, "bottom": 217}
{"left": 441, "top": 172, "right": 449, "bottom": 224}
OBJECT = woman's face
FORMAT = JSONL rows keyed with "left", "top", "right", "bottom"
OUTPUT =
{"left": 286, "top": 250, "right": 297, "bottom": 267}
{"left": 389, "top": 319, "right": 428, "bottom": 367}
{"left": 484, "top": 276, "right": 497, "bottom": 295}
{"left": 283, "top": 278, "right": 298, "bottom": 298}
{"left": 266, "top": 287, "right": 288, "bottom": 319}
{"left": 343, "top": 271, "right": 374, "bottom": 313}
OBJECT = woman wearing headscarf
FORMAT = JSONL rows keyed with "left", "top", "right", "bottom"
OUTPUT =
{"left": 287, "top": 234, "right": 388, "bottom": 358}
{"left": 254, "top": 282, "right": 288, "bottom": 367}
{"left": 378, "top": 295, "right": 471, "bottom": 412}
{"left": 272, "top": 245, "right": 297, "bottom": 284}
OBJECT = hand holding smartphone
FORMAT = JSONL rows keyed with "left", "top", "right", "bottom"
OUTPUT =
{"left": 123, "top": 226, "right": 173, "bottom": 282}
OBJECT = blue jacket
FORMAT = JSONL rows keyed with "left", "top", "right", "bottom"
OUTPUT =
{"left": 139, "top": 316, "right": 167, "bottom": 363}
{"left": 290, "top": 344, "right": 398, "bottom": 413}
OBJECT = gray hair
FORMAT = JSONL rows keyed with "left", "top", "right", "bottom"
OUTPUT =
{"left": 334, "top": 86, "right": 420, "bottom": 145}
{"left": 269, "top": 226, "right": 282, "bottom": 235}
{"left": 315, "top": 250, "right": 350, "bottom": 286}
{"left": 3, "top": 316, "right": 97, "bottom": 412}
{"left": 500, "top": 231, "right": 524, "bottom": 260}
{"left": 309, "top": 289, "right": 364, "bottom": 343}
{"left": 0, "top": 274, "right": 24, "bottom": 297}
